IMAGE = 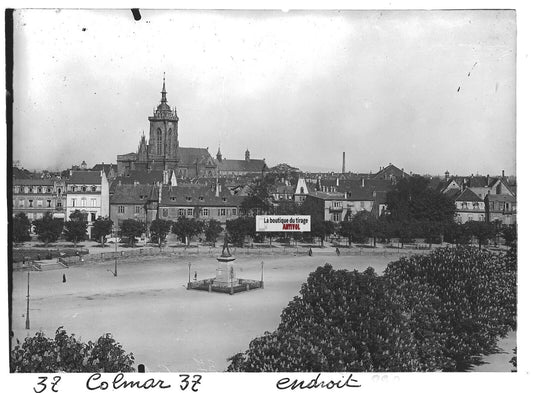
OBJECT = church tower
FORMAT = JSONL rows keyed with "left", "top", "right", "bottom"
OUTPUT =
{"left": 148, "top": 75, "right": 179, "bottom": 164}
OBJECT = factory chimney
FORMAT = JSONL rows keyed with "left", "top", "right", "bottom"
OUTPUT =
{"left": 342, "top": 152, "right": 346, "bottom": 174}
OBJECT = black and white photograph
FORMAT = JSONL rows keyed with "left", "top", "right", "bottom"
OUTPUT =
{"left": 3, "top": 2, "right": 532, "bottom": 391}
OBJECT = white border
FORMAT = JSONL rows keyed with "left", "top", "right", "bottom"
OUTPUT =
{"left": 2, "top": 1, "right": 531, "bottom": 392}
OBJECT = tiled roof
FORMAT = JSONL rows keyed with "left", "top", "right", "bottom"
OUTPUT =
{"left": 13, "top": 178, "right": 55, "bottom": 186}
{"left": 443, "top": 188, "right": 461, "bottom": 200}
{"left": 68, "top": 171, "right": 102, "bottom": 185}
{"left": 92, "top": 163, "right": 117, "bottom": 174}
{"left": 177, "top": 147, "right": 216, "bottom": 166}
{"left": 485, "top": 194, "right": 516, "bottom": 203}
{"left": 217, "top": 158, "right": 267, "bottom": 172}
{"left": 113, "top": 170, "right": 165, "bottom": 185}
{"left": 455, "top": 188, "right": 483, "bottom": 202}
{"left": 110, "top": 184, "right": 156, "bottom": 204}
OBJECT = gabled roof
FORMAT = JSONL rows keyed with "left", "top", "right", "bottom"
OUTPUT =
{"left": 455, "top": 188, "right": 483, "bottom": 202}
{"left": 161, "top": 184, "right": 244, "bottom": 207}
{"left": 217, "top": 158, "right": 267, "bottom": 172}
{"left": 177, "top": 147, "right": 215, "bottom": 166}
{"left": 13, "top": 178, "right": 55, "bottom": 186}
{"left": 110, "top": 184, "right": 156, "bottom": 204}
{"left": 373, "top": 164, "right": 408, "bottom": 180}
{"left": 92, "top": 163, "right": 117, "bottom": 175}
{"left": 485, "top": 193, "right": 516, "bottom": 203}
{"left": 68, "top": 171, "right": 102, "bottom": 185}
{"left": 114, "top": 170, "right": 165, "bottom": 186}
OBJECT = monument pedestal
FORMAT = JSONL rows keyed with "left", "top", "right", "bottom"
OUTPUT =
{"left": 213, "top": 256, "right": 238, "bottom": 286}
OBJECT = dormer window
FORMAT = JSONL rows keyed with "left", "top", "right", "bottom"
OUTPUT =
{"left": 170, "top": 197, "right": 176, "bottom": 201}
{"left": 222, "top": 197, "right": 227, "bottom": 202}
{"left": 82, "top": 186, "right": 87, "bottom": 192}
{"left": 71, "top": 186, "right": 76, "bottom": 192}
{"left": 186, "top": 196, "right": 192, "bottom": 202}
{"left": 91, "top": 186, "right": 97, "bottom": 192}
{"left": 199, "top": 196, "right": 204, "bottom": 201}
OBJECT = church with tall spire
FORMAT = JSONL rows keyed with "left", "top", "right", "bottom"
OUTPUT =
{"left": 117, "top": 77, "right": 218, "bottom": 177}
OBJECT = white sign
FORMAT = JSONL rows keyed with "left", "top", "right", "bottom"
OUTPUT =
{"left": 255, "top": 215, "right": 311, "bottom": 232}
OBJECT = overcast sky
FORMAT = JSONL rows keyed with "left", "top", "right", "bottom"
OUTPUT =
{"left": 12, "top": 9, "right": 516, "bottom": 176}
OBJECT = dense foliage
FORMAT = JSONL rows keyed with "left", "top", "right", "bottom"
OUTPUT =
{"left": 63, "top": 210, "right": 88, "bottom": 246}
{"left": 226, "top": 217, "right": 256, "bottom": 246}
{"left": 33, "top": 213, "right": 64, "bottom": 246}
{"left": 120, "top": 219, "right": 146, "bottom": 247}
{"left": 13, "top": 212, "right": 32, "bottom": 243}
{"left": 227, "top": 246, "right": 516, "bottom": 372}
{"left": 171, "top": 216, "right": 203, "bottom": 245}
{"left": 10, "top": 327, "right": 135, "bottom": 373}
{"left": 92, "top": 216, "right": 114, "bottom": 246}
{"left": 204, "top": 219, "right": 223, "bottom": 245}
{"left": 149, "top": 219, "right": 172, "bottom": 246}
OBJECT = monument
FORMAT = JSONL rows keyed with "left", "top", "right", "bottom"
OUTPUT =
{"left": 187, "top": 232, "right": 263, "bottom": 295}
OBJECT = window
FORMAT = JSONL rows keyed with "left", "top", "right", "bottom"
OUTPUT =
{"left": 479, "top": 215, "right": 485, "bottom": 221}
{"left": 35, "top": 213, "right": 43, "bottom": 219}
{"left": 219, "top": 209, "right": 226, "bottom": 216}
{"left": 118, "top": 206, "right": 125, "bottom": 214}
{"left": 332, "top": 213, "right": 341, "bottom": 222}
{"left": 29, "top": 200, "right": 33, "bottom": 207}
{"left": 468, "top": 215, "right": 473, "bottom": 221}
{"left": 186, "top": 196, "right": 192, "bottom": 202}
{"left": 47, "top": 200, "right": 52, "bottom": 207}
{"left": 199, "top": 196, "right": 204, "bottom": 201}
{"left": 156, "top": 128, "right": 163, "bottom": 155}
{"left": 162, "top": 208, "right": 168, "bottom": 218}
{"left": 37, "top": 200, "right": 43, "bottom": 207}
{"left": 187, "top": 208, "right": 193, "bottom": 216}
{"left": 203, "top": 208, "right": 209, "bottom": 216}
{"left": 178, "top": 209, "right": 185, "bottom": 216}
{"left": 300, "top": 187, "right": 304, "bottom": 193}
{"left": 72, "top": 198, "right": 76, "bottom": 207}
{"left": 47, "top": 188, "right": 52, "bottom": 193}
{"left": 27, "top": 213, "right": 34, "bottom": 220}
{"left": 232, "top": 208, "right": 237, "bottom": 215}
{"left": 37, "top": 187, "right": 42, "bottom": 193}
{"left": 57, "top": 201, "right": 62, "bottom": 208}
{"left": 359, "top": 201, "right": 365, "bottom": 209}
{"left": 18, "top": 199, "right": 24, "bottom": 207}
{"left": 81, "top": 198, "right": 87, "bottom": 207}
{"left": 57, "top": 188, "right": 62, "bottom": 194}
{"left": 71, "top": 186, "right": 76, "bottom": 192}
{"left": 91, "top": 198, "right": 97, "bottom": 207}
{"left": 222, "top": 197, "right": 227, "bottom": 202}
{"left": 82, "top": 186, "right": 87, "bottom": 192}
{"left": 91, "top": 186, "right": 97, "bottom": 192}
{"left": 170, "top": 197, "right": 176, "bottom": 201}
{"left": 135, "top": 206, "right": 141, "bottom": 214}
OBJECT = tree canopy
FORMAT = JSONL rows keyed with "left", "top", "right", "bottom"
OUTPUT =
{"left": 33, "top": 212, "right": 64, "bottom": 246}
{"left": 120, "top": 219, "right": 145, "bottom": 247}
{"left": 171, "top": 216, "right": 203, "bottom": 245}
{"left": 226, "top": 217, "right": 256, "bottom": 246}
{"left": 204, "top": 219, "right": 223, "bottom": 245}
{"left": 149, "top": 219, "right": 172, "bottom": 246}
{"left": 12, "top": 212, "right": 32, "bottom": 243}
{"left": 10, "top": 327, "right": 135, "bottom": 373}
{"left": 92, "top": 216, "right": 114, "bottom": 246}
{"left": 63, "top": 210, "right": 88, "bottom": 246}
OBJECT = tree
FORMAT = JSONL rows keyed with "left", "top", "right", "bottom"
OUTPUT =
{"left": 13, "top": 212, "right": 32, "bottom": 244}
{"left": 120, "top": 219, "right": 145, "bottom": 247}
{"left": 204, "top": 219, "right": 223, "bottom": 245}
{"left": 464, "top": 221, "right": 496, "bottom": 250}
{"left": 10, "top": 327, "right": 135, "bottom": 372}
{"left": 64, "top": 210, "right": 88, "bottom": 247}
{"left": 171, "top": 216, "right": 203, "bottom": 245}
{"left": 386, "top": 176, "right": 456, "bottom": 224}
{"left": 299, "top": 197, "right": 334, "bottom": 247}
{"left": 92, "top": 217, "right": 114, "bottom": 247}
{"left": 241, "top": 176, "right": 274, "bottom": 214}
{"left": 33, "top": 212, "right": 64, "bottom": 247}
{"left": 501, "top": 224, "right": 517, "bottom": 248}
{"left": 149, "top": 219, "right": 172, "bottom": 247}
{"left": 226, "top": 217, "right": 256, "bottom": 246}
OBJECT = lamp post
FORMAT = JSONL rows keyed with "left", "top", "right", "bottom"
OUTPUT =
{"left": 113, "top": 227, "right": 118, "bottom": 277}
{"left": 260, "top": 260, "right": 264, "bottom": 289}
{"left": 187, "top": 261, "right": 191, "bottom": 289}
{"left": 25, "top": 266, "right": 30, "bottom": 329}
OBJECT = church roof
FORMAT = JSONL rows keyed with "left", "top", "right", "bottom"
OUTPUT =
{"left": 455, "top": 188, "right": 483, "bottom": 202}
{"left": 177, "top": 147, "right": 215, "bottom": 166}
{"left": 218, "top": 158, "right": 267, "bottom": 173}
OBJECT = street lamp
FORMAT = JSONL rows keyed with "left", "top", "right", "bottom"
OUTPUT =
{"left": 114, "top": 227, "right": 118, "bottom": 277}
{"left": 260, "top": 260, "right": 264, "bottom": 289}
{"left": 187, "top": 261, "right": 191, "bottom": 289}
{"left": 25, "top": 267, "right": 30, "bottom": 329}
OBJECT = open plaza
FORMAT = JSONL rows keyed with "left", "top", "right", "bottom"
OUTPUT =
{"left": 10, "top": 244, "right": 515, "bottom": 372}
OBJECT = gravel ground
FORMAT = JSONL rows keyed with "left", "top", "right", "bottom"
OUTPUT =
{"left": 10, "top": 252, "right": 515, "bottom": 372}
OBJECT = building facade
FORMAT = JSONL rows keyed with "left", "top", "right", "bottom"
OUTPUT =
{"left": 12, "top": 178, "right": 67, "bottom": 221}
{"left": 65, "top": 170, "right": 110, "bottom": 238}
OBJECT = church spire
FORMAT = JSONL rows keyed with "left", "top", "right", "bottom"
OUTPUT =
{"left": 161, "top": 73, "right": 167, "bottom": 104}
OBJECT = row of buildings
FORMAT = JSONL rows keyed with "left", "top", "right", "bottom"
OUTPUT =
{"left": 11, "top": 80, "right": 517, "bottom": 238}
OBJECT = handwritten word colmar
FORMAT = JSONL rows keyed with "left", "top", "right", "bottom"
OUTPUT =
{"left": 86, "top": 373, "right": 171, "bottom": 390}
{"left": 277, "top": 373, "right": 361, "bottom": 390}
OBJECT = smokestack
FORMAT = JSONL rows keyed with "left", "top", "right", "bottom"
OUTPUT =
{"left": 342, "top": 152, "right": 345, "bottom": 174}
{"left": 502, "top": 169, "right": 505, "bottom": 179}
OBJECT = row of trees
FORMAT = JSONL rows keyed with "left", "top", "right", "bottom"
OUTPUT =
{"left": 227, "top": 245, "right": 516, "bottom": 372}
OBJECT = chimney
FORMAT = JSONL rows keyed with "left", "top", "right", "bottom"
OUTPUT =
{"left": 502, "top": 169, "right": 505, "bottom": 179}
{"left": 445, "top": 170, "right": 449, "bottom": 181}
{"left": 486, "top": 174, "right": 490, "bottom": 187}
{"left": 342, "top": 152, "right": 345, "bottom": 174}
